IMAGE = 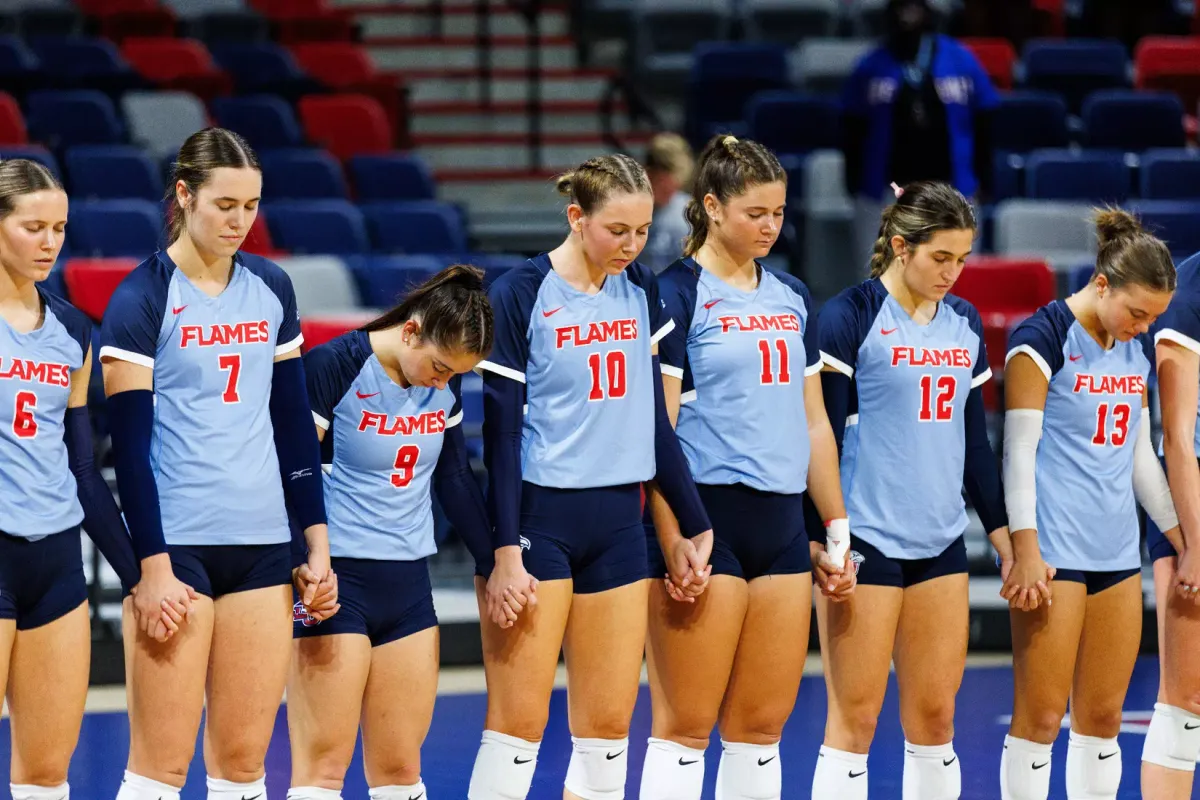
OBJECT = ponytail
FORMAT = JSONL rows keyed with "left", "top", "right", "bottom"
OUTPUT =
{"left": 361, "top": 264, "right": 494, "bottom": 357}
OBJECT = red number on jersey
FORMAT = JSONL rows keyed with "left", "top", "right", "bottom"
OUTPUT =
{"left": 918, "top": 374, "right": 956, "bottom": 422}
{"left": 391, "top": 444, "right": 421, "bottom": 488}
{"left": 1091, "top": 402, "right": 1132, "bottom": 446}
{"left": 218, "top": 353, "right": 241, "bottom": 404}
{"left": 587, "top": 350, "right": 627, "bottom": 400}
{"left": 757, "top": 339, "right": 791, "bottom": 385}
{"left": 12, "top": 391, "right": 37, "bottom": 439}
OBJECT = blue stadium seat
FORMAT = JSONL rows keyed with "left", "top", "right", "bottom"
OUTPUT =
{"left": 265, "top": 199, "right": 368, "bottom": 255}
{"left": 68, "top": 199, "right": 161, "bottom": 258}
{"left": 347, "top": 254, "right": 443, "bottom": 308}
{"left": 991, "top": 152, "right": 1023, "bottom": 201}
{"left": 684, "top": 42, "right": 790, "bottom": 148}
{"left": 745, "top": 91, "right": 840, "bottom": 157}
{"left": 66, "top": 145, "right": 162, "bottom": 201}
{"left": 474, "top": 253, "right": 528, "bottom": 287}
{"left": 1021, "top": 39, "right": 1130, "bottom": 112}
{"left": 209, "top": 42, "right": 317, "bottom": 98}
{"left": 1130, "top": 200, "right": 1200, "bottom": 258}
{"left": 259, "top": 148, "right": 348, "bottom": 200}
{"left": 1069, "top": 263, "right": 1096, "bottom": 293}
{"left": 210, "top": 95, "right": 303, "bottom": 151}
{"left": 26, "top": 90, "right": 123, "bottom": 149}
{"left": 0, "top": 35, "right": 46, "bottom": 95}
{"left": 0, "top": 145, "right": 59, "bottom": 178}
{"left": 1083, "top": 90, "right": 1185, "bottom": 152}
{"left": 1023, "top": 149, "right": 1130, "bottom": 202}
{"left": 991, "top": 92, "right": 1070, "bottom": 154}
{"left": 28, "top": 36, "right": 141, "bottom": 94}
{"left": 348, "top": 153, "right": 436, "bottom": 201}
{"left": 361, "top": 201, "right": 468, "bottom": 254}
{"left": 1139, "top": 148, "right": 1200, "bottom": 199}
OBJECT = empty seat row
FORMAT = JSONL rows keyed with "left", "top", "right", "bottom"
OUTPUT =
{"left": 993, "top": 148, "right": 1200, "bottom": 203}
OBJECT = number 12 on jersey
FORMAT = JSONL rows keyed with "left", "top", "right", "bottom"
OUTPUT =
{"left": 918, "top": 374, "right": 956, "bottom": 422}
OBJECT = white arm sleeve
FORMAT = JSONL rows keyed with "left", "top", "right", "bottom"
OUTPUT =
{"left": 1134, "top": 407, "right": 1179, "bottom": 533}
{"left": 1003, "top": 409, "right": 1044, "bottom": 533}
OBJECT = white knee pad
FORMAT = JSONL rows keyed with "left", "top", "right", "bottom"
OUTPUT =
{"left": 1143, "top": 702, "right": 1200, "bottom": 773}
{"left": 715, "top": 740, "right": 781, "bottom": 800}
{"left": 1066, "top": 731, "right": 1120, "bottom": 799}
{"left": 564, "top": 737, "right": 628, "bottom": 800}
{"left": 368, "top": 783, "right": 426, "bottom": 800}
{"left": 902, "top": 740, "right": 962, "bottom": 800}
{"left": 811, "top": 746, "right": 868, "bottom": 800}
{"left": 468, "top": 730, "right": 541, "bottom": 800}
{"left": 287, "top": 788, "right": 343, "bottom": 800}
{"left": 638, "top": 737, "right": 706, "bottom": 800}
{"left": 207, "top": 776, "right": 266, "bottom": 800}
{"left": 11, "top": 783, "right": 69, "bottom": 800}
{"left": 116, "top": 771, "right": 182, "bottom": 800}
{"left": 1000, "top": 735, "right": 1052, "bottom": 800}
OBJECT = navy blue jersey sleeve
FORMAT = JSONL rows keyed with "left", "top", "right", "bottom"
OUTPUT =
{"left": 1154, "top": 253, "right": 1200, "bottom": 356}
{"left": 626, "top": 261, "right": 674, "bottom": 345}
{"left": 775, "top": 272, "right": 823, "bottom": 376}
{"left": 448, "top": 374, "right": 464, "bottom": 425}
{"left": 1139, "top": 333, "right": 1157, "bottom": 375}
{"left": 303, "top": 333, "right": 364, "bottom": 430}
{"left": 817, "top": 284, "right": 875, "bottom": 378}
{"left": 946, "top": 296, "right": 993, "bottom": 387}
{"left": 98, "top": 262, "right": 166, "bottom": 368}
{"left": 43, "top": 291, "right": 92, "bottom": 361}
{"left": 241, "top": 254, "right": 303, "bottom": 354}
{"left": 655, "top": 261, "right": 697, "bottom": 380}
{"left": 1005, "top": 301, "right": 1070, "bottom": 382}
{"left": 477, "top": 265, "right": 540, "bottom": 382}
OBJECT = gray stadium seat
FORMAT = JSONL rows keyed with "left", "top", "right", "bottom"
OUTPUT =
{"left": 275, "top": 256, "right": 362, "bottom": 316}
{"left": 994, "top": 199, "right": 1098, "bottom": 271}
{"left": 161, "top": 0, "right": 245, "bottom": 18}
{"left": 801, "top": 150, "right": 859, "bottom": 301}
{"left": 634, "top": 0, "right": 734, "bottom": 92}
{"left": 121, "top": 91, "right": 209, "bottom": 163}
{"left": 742, "top": 0, "right": 840, "bottom": 44}
{"left": 791, "top": 38, "right": 874, "bottom": 96}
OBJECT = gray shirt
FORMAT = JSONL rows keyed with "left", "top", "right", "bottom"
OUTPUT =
{"left": 643, "top": 191, "right": 691, "bottom": 274}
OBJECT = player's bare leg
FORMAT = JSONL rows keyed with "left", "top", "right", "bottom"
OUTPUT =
{"left": 360, "top": 626, "right": 440, "bottom": 791}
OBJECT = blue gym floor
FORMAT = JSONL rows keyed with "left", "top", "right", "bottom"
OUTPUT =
{"left": 1, "top": 657, "right": 1192, "bottom": 798}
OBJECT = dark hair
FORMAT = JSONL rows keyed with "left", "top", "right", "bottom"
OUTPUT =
{"left": 0, "top": 159, "right": 62, "bottom": 220}
{"left": 555, "top": 153, "right": 651, "bottom": 215}
{"left": 166, "top": 127, "right": 260, "bottom": 244}
{"left": 361, "top": 264, "right": 493, "bottom": 357}
{"left": 1089, "top": 208, "right": 1176, "bottom": 294}
{"left": 869, "top": 181, "right": 976, "bottom": 278}
{"left": 683, "top": 134, "right": 786, "bottom": 256}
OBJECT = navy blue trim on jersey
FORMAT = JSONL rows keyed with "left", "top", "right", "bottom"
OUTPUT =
{"left": 1005, "top": 300, "right": 1073, "bottom": 380}
{"left": 107, "top": 389, "right": 165, "bottom": 561}
{"left": 482, "top": 371, "right": 523, "bottom": 550}
{"left": 271, "top": 356, "right": 326, "bottom": 532}
{"left": 651, "top": 354, "right": 710, "bottom": 537}
{"left": 42, "top": 288, "right": 92, "bottom": 356}
{"left": 65, "top": 405, "right": 138, "bottom": 591}
{"left": 963, "top": 385, "right": 1006, "bottom": 533}
{"left": 434, "top": 422, "right": 494, "bottom": 566}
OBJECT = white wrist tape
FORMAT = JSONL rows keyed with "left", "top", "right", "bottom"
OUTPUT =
{"left": 1134, "top": 407, "right": 1179, "bottom": 533}
{"left": 825, "top": 518, "right": 850, "bottom": 564}
{"left": 1003, "top": 409, "right": 1043, "bottom": 533}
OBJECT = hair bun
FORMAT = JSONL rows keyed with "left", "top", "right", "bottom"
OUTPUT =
{"left": 555, "top": 171, "right": 575, "bottom": 197}
{"left": 1093, "top": 208, "right": 1143, "bottom": 249}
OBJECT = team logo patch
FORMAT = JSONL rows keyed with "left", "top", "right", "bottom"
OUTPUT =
{"left": 519, "top": 535, "right": 531, "bottom": 552}
{"left": 849, "top": 550, "right": 865, "bottom": 575}
{"left": 293, "top": 600, "right": 320, "bottom": 627}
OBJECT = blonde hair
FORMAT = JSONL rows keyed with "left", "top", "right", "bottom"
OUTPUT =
{"left": 869, "top": 181, "right": 976, "bottom": 278}
{"left": 644, "top": 132, "right": 694, "bottom": 186}
{"left": 555, "top": 153, "right": 651, "bottom": 215}
{"left": 1090, "top": 207, "right": 1175, "bottom": 293}
{"left": 0, "top": 159, "right": 61, "bottom": 220}
{"left": 683, "top": 134, "right": 786, "bottom": 256}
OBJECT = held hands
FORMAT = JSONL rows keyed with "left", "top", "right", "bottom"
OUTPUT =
{"left": 1173, "top": 543, "right": 1200, "bottom": 604}
{"left": 486, "top": 545, "right": 539, "bottom": 628}
{"left": 813, "top": 518, "right": 856, "bottom": 602}
{"left": 131, "top": 553, "right": 199, "bottom": 643}
{"left": 663, "top": 530, "right": 713, "bottom": 603}
{"left": 1002, "top": 529, "right": 1055, "bottom": 612}
{"left": 293, "top": 534, "right": 340, "bottom": 622}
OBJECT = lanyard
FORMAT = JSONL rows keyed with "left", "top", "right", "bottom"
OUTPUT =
{"left": 902, "top": 35, "right": 934, "bottom": 88}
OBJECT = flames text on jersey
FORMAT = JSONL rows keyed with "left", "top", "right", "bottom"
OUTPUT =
{"left": 717, "top": 314, "right": 801, "bottom": 335}
{"left": 0, "top": 357, "right": 70, "bottom": 387}
{"left": 890, "top": 346, "right": 973, "bottom": 369}
{"left": 554, "top": 318, "right": 639, "bottom": 349}
{"left": 1072, "top": 374, "right": 1146, "bottom": 396}
{"left": 179, "top": 320, "right": 270, "bottom": 349}
{"left": 357, "top": 409, "right": 447, "bottom": 436}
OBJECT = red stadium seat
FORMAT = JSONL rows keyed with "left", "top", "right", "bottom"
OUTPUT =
{"left": 250, "top": 0, "right": 353, "bottom": 43}
{"left": 122, "top": 38, "right": 232, "bottom": 102}
{"left": 301, "top": 312, "right": 376, "bottom": 352}
{"left": 241, "top": 209, "right": 287, "bottom": 259}
{"left": 63, "top": 258, "right": 139, "bottom": 322}
{"left": 299, "top": 94, "right": 393, "bottom": 160}
{"left": 960, "top": 38, "right": 1016, "bottom": 90}
{"left": 75, "top": 0, "right": 159, "bottom": 12}
{"left": 0, "top": 92, "right": 27, "bottom": 145}
{"left": 291, "top": 44, "right": 408, "bottom": 145}
{"left": 1136, "top": 37, "right": 1200, "bottom": 113}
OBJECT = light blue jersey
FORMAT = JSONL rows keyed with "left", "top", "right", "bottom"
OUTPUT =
{"left": 820, "top": 279, "right": 991, "bottom": 559}
{"left": 1007, "top": 301, "right": 1151, "bottom": 572}
{"left": 478, "top": 253, "right": 672, "bottom": 489}
{"left": 99, "top": 251, "right": 303, "bottom": 547}
{"left": 307, "top": 330, "right": 462, "bottom": 561}
{"left": 658, "top": 258, "right": 822, "bottom": 494}
{"left": 0, "top": 290, "right": 90, "bottom": 537}
{"left": 1153, "top": 250, "right": 1200, "bottom": 456}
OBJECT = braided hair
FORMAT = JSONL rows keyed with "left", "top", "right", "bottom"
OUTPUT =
{"left": 868, "top": 181, "right": 976, "bottom": 278}
{"left": 683, "top": 134, "right": 786, "bottom": 256}
{"left": 555, "top": 153, "right": 651, "bottom": 214}
{"left": 361, "top": 264, "right": 494, "bottom": 358}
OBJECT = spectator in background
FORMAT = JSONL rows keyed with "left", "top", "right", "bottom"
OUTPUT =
{"left": 643, "top": 133, "right": 695, "bottom": 274}
{"left": 842, "top": 0, "right": 998, "bottom": 272}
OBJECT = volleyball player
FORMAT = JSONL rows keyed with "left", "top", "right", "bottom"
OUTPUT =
{"left": 999, "top": 209, "right": 1179, "bottom": 800}
{"left": 0, "top": 159, "right": 144, "bottom": 800}
{"left": 101, "top": 128, "right": 336, "bottom": 800}
{"left": 809, "top": 181, "right": 1012, "bottom": 799}
{"left": 466, "top": 154, "right": 712, "bottom": 800}
{"left": 637, "top": 135, "right": 855, "bottom": 800}
{"left": 1142, "top": 246, "right": 1200, "bottom": 799}
{"left": 286, "top": 264, "right": 534, "bottom": 800}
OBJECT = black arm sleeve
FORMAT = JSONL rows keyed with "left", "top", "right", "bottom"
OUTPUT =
{"left": 433, "top": 424, "right": 495, "bottom": 568}
{"left": 482, "top": 372, "right": 524, "bottom": 550}
{"left": 962, "top": 385, "right": 1007, "bottom": 533}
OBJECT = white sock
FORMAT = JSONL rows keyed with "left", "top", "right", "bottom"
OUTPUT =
{"left": 714, "top": 740, "right": 781, "bottom": 800}
{"left": 369, "top": 783, "right": 426, "bottom": 799}
{"left": 1066, "top": 730, "right": 1121, "bottom": 799}
{"left": 638, "top": 737, "right": 706, "bottom": 800}
{"left": 287, "top": 789, "right": 342, "bottom": 800}
{"left": 1000, "top": 735, "right": 1053, "bottom": 800}
{"left": 207, "top": 776, "right": 267, "bottom": 800}
{"left": 467, "top": 730, "right": 540, "bottom": 800}
{"left": 902, "top": 740, "right": 961, "bottom": 800}
{"left": 11, "top": 783, "right": 69, "bottom": 800}
{"left": 116, "top": 771, "right": 182, "bottom": 800}
{"left": 811, "top": 746, "right": 868, "bottom": 800}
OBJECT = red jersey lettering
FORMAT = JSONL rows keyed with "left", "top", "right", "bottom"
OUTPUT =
{"left": 717, "top": 314, "right": 801, "bottom": 334}
{"left": 555, "top": 318, "right": 638, "bottom": 349}
{"left": 1071, "top": 373, "right": 1146, "bottom": 396}
{"left": 357, "top": 409, "right": 447, "bottom": 436}
{"left": 179, "top": 320, "right": 271, "bottom": 348}
{"left": 890, "top": 346, "right": 973, "bottom": 369}
{"left": 0, "top": 357, "right": 70, "bottom": 387}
